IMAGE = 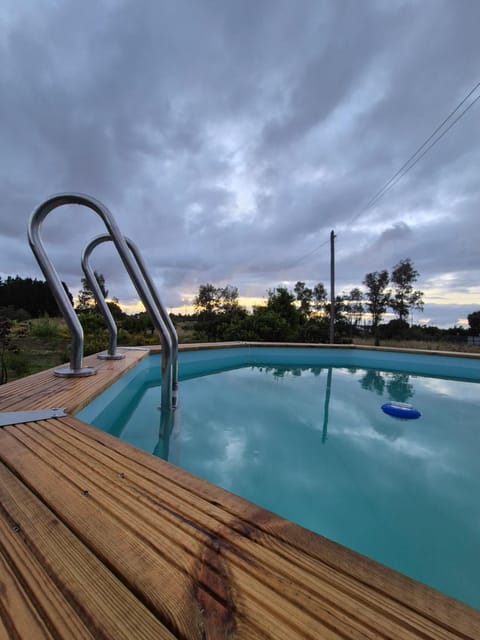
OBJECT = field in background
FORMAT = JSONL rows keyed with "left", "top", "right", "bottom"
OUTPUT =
{"left": 353, "top": 336, "right": 480, "bottom": 354}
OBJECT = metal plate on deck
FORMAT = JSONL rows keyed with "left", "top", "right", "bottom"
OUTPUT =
{"left": 0, "top": 408, "right": 67, "bottom": 427}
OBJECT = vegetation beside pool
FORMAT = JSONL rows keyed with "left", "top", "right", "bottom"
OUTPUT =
{"left": 0, "top": 314, "right": 479, "bottom": 384}
{"left": 1, "top": 271, "right": 480, "bottom": 383}
{"left": 0, "top": 316, "right": 158, "bottom": 383}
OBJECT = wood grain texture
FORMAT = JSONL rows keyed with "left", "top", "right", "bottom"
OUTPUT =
{"left": 0, "top": 344, "right": 479, "bottom": 639}
{"left": 59, "top": 415, "right": 480, "bottom": 635}
{"left": 1, "top": 414, "right": 479, "bottom": 639}
{"left": 0, "top": 460, "right": 176, "bottom": 639}
{"left": 0, "top": 349, "right": 147, "bottom": 414}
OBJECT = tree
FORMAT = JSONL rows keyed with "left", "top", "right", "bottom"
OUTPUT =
{"left": 313, "top": 282, "right": 328, "bottom": 316}
{"left": 122, "top": 312, "right": 154, "bottom": 335}
{"left": 219, "top": 306, "right": 250, "bottom": 341}
{"left": 219, "top": 285, "right": 240, "bottom": 314}
{"left": 266, "top": 287, "right": 301, "bottom": 332}
{"left": 0, "top": 275, "right": 73, "bottom": 318}
{"left": 194, "top": 283, "right": 219, "bottom": 315}
{"left": 363, "top": 270, "right": 390, "bottom": 341}
{"left": 389, "top": 258, "right": 424, "bottom": 322}
{"left": 194, "top": 283, "right": 239, "bottom": 315}
{"left": 194, "top": 283, "right": 240, "bottom": 341}
{"left": 62, "top": 281, "right": 75, "bottom": 307}
{"left": 294, "top": 281, "right": 313, "bottom": 317}
{"left": 345, "top": 288, "right": 364, "bottom": 330}
{"left": 106, "top": 300, "right": 126, "bottom": 321}
{"left": 467, "top": 311, "right": 480, "bottom": 335}
{"left": 194, "top": 283, "right": 220, "bottom": 340}
{"left": 379, "top": 318, "right": 410, "bottom": 340}
{"left": 77, "top": 271, "right": 108, "bottom": 311}
{"left": 325, "top": 295, "right": 347, "bottom": 323}
{"left": 249, "top": 306, "right": 291, "bottom": 341}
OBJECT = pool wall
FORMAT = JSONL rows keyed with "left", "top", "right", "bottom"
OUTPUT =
{"left": 77, "top": 344, "right": 480, "bottom": 423}
{"left": 177, "top": 344, "right": 480, "bottom": 381}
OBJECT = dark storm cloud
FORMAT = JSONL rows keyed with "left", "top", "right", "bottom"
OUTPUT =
{"left": 0, "top": 0, "right": 479, "bottom": 327}
{"left": 260, "top": 2, "right": 401, "bottom": 150}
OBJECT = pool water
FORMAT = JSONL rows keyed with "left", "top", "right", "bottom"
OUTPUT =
{"left": 78, "top": 348, "right": 480, "bottom": 609}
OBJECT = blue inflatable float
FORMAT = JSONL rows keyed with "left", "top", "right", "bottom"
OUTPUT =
{"left": 381, "top": 402, "right": 421, "bottom": 420}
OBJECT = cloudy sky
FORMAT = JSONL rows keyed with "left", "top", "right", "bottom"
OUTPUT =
{"left": 1, "top": 0, "right": 479, "bottom": 328}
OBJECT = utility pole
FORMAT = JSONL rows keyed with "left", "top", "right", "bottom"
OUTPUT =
{"left": 329, "top": 230, "right": 336, "bottom": 344}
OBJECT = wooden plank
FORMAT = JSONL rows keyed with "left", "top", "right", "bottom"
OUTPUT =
{"left": 0, "top": 460, "right": 177, "bottom": 640}
{"left": 0, "top": 551, "right": 54, "bottom": 640}
{"left": 0, "top": 518, "right": 91, "bottom": 640}
{"left": 0, "top": 618, "right": 13, "bottom": 640}
{"left": 21, "top": 420, "right": 454, "bottom": 640}
{"left": 2, "top": 419, "right": 479, "bottom": 639}
{"left": 46, "top": 419, "right": 466, "bottom": 640}
{"left": 0, "top": 349, "right": 147, "bottom": 413}
{"left": 0, "top": 427, "right": 219, "bottom": 639}
{"left": 2, "top": 420, "right": 338, "bottom": 638}
{"left": 1, "top": 342, "right": 479, "bottom": 639}
{"left": 57, "top": 415, "right": 480, "bottom": 639}
{"left": 0, "top": 424, "right": 296, "bottom": 639}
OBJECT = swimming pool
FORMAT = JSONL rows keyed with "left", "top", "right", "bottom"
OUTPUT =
{"left": 77, "top": 346, "right": 480, "bottom": 609}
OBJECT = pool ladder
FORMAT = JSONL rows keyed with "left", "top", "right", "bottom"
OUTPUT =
{"left": 28, "top": 193, "right": 178, "bottom": 411}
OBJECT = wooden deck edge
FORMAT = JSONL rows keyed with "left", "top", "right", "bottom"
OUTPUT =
{"left": 2, "top": 414, "right": 479, "bottom": 639}
{"left": 0, "top": 341, "right": 479, "bottom": 639}
{"left": 0, "top": 349, "right": 149, "bottom": 415}
{"left": 61, "top": 413, "right": 480, "bottom": 636}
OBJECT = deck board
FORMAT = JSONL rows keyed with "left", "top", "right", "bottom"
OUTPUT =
{"left": 0, "top": 456, "right": 176, "bottom": 639}
{"left": 0, "top": 345, "right": 479, "bottom": 638}
{"left": 0, "top": 348, "right": 148, "bottom": 414}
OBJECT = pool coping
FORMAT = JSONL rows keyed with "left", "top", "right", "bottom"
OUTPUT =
{"left": 172, "top": 340, "right": 480, "bottom": 359}
{"left": 0, "top": 342, "right": 479, "bottom": 638}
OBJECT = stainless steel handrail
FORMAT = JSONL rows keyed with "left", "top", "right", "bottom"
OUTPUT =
{"left": 81, "top": 239, "right": 125, "bottom": 361}
{"left": 82, "top": 234, "right": 178, "bottom": 404}
{"left": 28, "top": 193, "right": 175, "bottom": 409}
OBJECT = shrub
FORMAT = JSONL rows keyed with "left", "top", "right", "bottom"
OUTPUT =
{"left": 78, "top": 312, "right": 106, "bottom": 335}
{"left": 83, "top": 334, "right": 109, "bottom": 356}
{"left": 31, "top": 316, "right": 61, "bottom": 338}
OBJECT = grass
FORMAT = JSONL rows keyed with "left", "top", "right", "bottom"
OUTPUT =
{"left": 2, "top": 317, "right": 172, "bottom": 383}
{"left": 4, "top": 319, "right": 70, "bottom": 380}
{"left": 175, "top": 321, "right": 197, "bottom": 343}
{"left": 353, "top": 337, "right": 480, "bottom": 354}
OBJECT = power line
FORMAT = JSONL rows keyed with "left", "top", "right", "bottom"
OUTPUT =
{"left": 352, "top": 79, "right": 480, "bottom": 219}
{"left": 347, "top": 82, "right": 480, "bottom": 225}
{"left": 288, "top": 237, "right": 330, "bottom": 268}
{"left": 349, "top": 90, "right": 480, "bottom": 223}
{"left": 292, "top": 78, "right": 480, "bottom": 267}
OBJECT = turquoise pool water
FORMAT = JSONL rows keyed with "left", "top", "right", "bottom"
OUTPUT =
{"left": 77, "top": 347, "right": 480, "bottom": 609}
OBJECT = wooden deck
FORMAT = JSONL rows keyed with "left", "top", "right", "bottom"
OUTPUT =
{"left": 0, "top": 347, "right": 479, "bottom": 639}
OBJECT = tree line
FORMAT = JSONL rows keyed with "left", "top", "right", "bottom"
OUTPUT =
{"left": 2, "top": 259, "right": 480, "bottom": 347}
{"left": 193, "top": 258, "right": 426, "bottom": 344}
{"left": 0, "top": 275, "right": 74, "bottom": 319}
